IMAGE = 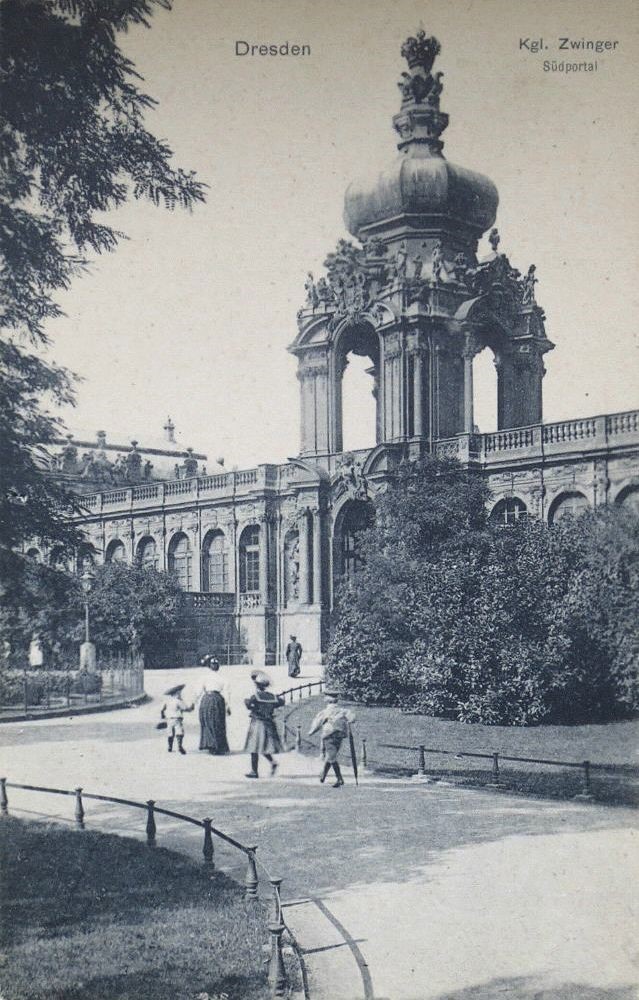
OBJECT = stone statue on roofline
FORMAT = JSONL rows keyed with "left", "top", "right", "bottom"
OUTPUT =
{"left": 522, "top": 265, "right": 538, "bottom": 305}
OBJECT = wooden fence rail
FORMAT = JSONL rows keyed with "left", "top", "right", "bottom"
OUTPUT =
{"left": 0, "top": 778, "right": 292, "bottom": 997}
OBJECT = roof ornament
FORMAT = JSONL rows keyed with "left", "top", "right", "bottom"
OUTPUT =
{"left": 393, "top": 30, "right": 448, "bottom": 152}
{"left": 401, "top": 30, "right": 440, "bottom": 73}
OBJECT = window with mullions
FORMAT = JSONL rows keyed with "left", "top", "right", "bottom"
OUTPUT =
{"left": 239, "top": 526, "right": 260, "bottom": 593}
{"left": 490, "top": 497, "right": 528, "bottom": 526}
{"left": 203, "top": 531, "right": 229, "bottom": 592}
{"left": 342, "top": 528, "right": 366, "bottom": 580}
{"left": 168, "top": 533, "right": 191, "bottom": 590}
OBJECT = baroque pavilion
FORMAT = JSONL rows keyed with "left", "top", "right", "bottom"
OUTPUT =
{"left": 34, "top": 31, "right": 639, "bottom": 665}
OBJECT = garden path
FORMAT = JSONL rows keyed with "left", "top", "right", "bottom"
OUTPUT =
{"left": 0, "top": 665, "right": 637, "bottom": 1000}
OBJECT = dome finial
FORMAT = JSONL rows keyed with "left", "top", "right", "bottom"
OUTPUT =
{"left": 393, "top": 30, "right": 448, "bottom": 154}
{"left": 400, "top": 30, "right": 440, "bottom": 72}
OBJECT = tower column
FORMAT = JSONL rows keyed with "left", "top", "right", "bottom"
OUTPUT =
{"left": 413, "top": 351, "right": 423, "bottom": 436}
{"left": 463, "top": 353, "right": 474, "bottom": 433}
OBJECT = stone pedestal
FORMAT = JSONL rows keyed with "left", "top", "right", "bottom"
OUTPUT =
{"left": 79, "top": 641, "right": 96, "bottom": 671}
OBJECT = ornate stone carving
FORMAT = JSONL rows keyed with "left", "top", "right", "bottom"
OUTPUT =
{"left": 320, "top": 238, "right": 391, "bottom": 318}
{"left": 335, "top": 453, "right": 369, "bottom": 501}
{"left": 304, "top": 272, "right": 320, "bottom": 310}
{"left": 431, "top": 240, "right": 444, "bottom": 283}
{"left": 400, "top": 30, "right": 441, "bottom": 73}
{"left": 284, "top": 532, "right": 300, "bottom": 602}
{"left": 521, "top": 265, "right": 538, "bottom": 305}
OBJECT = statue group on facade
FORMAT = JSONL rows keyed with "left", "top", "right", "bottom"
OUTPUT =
{"left": 52, "top": 435, "right": 202, "bottom": 486}
{"left": 300, "top": 226, "right": 540, "bottom": 331}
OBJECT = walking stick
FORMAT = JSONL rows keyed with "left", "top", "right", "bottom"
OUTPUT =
{"left": 348, "top": 723, "right": 359, "bottom": 786}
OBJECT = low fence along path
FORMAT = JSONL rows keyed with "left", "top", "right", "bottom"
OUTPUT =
{"left": 1, "top": 664, "right": 637, "bottom": 1000}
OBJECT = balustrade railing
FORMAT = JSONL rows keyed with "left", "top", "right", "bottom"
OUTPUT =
{"left": 132, "top": 484, "right": 160, "bottom": 501}
{"left": 542, "top": 418, "right": 597, "bottom": 444}
{"left": 198, "top": 473, "right": 228, "bottom": 491}
{"left": 164, "top": 479, "right": 194, "bottom": 496}
{"left": 607, "top": 410, "right": 639, "bottom": 436}
{"left": 102, "top": 489, "right": 128, "bottom": 505}
{"left": 73, "top": 409, "right": 639, "bottom": 514}
{"left": 484, "top": 427, "right": 535, "bottom": 453}
{"left": 236, "top": 470, "right": 259, "bottom": 486}
{"left": 186, "top": 592, "right": 235, "bottom": 611}
{"left": 239, "top": 592, "right": 261, "bottom": 611}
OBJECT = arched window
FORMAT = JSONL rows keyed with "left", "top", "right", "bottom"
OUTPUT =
{"left": 26, "top": 547, "right": 42, "bottom": 562}
{"left": 472, "top": 348, "right": 499, "bottom": 433}
{"left": 239, "top": 525, "right": 260, "bottom": 594}
{"left": 105, "top": 539, "right": 126, "bottom": 563}
{"left": 490, "top": 497, "right": 528, "bottom": 526}
{"left": 168, "top": 532, "right": 191, "bottom": 590}
{"left": 202, "top": 530, "right": 228, "bottom": 592}
{"left": 137, "top": 536, "right": 158, "bottom": 570}
{"left": 335, "top": 500, "right": 373, "bottom": 582}
{"left": 549, "top": 492, "right": 589, "bottom": 525}
{"left": 616, "top": 486, "right": 639, "bottom": 515}
{"left": 336, "top": 325, "right": 380, "bottom": 453}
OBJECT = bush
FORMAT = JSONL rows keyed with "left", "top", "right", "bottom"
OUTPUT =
{"left": 327, "top": 457, "right": 639, "bottom": 725}
{"left": 0, "top": 670, "right": 102, "bottom": 706}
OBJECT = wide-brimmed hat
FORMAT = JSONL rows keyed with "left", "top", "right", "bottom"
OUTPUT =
{"left": 324, "top": 689, "right": 341, "bottom": 699}
{"left": 250, "top": 670, "right": 271, "bottom": 687}
{"left": 164, "top": 683, "right": 186, "bottom": 696}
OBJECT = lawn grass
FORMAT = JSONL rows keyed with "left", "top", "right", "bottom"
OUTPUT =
{"left": 0, "top": 818, "right": 281, "bottom": 1000}
{"left": 284, "top": 697, "right": 639, "bottom": 807}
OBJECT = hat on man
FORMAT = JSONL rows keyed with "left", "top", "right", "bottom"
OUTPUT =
{"left": 324, "top": 688, "right": 341, "bottom": 700}
{"left": 250, "top": 670, "right": 271, "bottom": 687}
{"left": 164, "top": 683, "right": 186, "bottom": 696}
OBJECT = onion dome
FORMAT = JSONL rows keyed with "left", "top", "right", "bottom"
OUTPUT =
{"left": 344, "top": 32, "right": 498, "bottom": 243}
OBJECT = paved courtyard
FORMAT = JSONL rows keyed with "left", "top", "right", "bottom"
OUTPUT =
{"left": 1, "top": 666, "right": 637, "bottom": 1000}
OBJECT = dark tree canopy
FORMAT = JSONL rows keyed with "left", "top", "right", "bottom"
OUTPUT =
{"left": 0, "top": 0, "right": 205, "bottom": 581}
{"left": 327, "top": 457, "right": 639, "bottom": 725}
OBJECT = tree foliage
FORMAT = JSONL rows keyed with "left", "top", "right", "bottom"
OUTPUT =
{"left": 0, "top": 559, "right": 184, "bottom": 665}
{"left": 327, "top": 458, "right": 639, "bottom": 725}
{"left": 0, "top": 0, "right": 205, "bottom": 577}
{"left": 0, "top": 559, "right": 82, "bottom": 666}
{"left": 85, "top": 562, "right": 183, "bottom": 652}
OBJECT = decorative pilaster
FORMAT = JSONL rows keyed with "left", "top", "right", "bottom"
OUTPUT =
{"left": 259, "top": 518, "right": 269, "bottom": 606}
{"left": 312, "top": 507, "right": 322, "bottom": 605}
{"left": 298, "top": 510, "right": 311, "bottom": 605}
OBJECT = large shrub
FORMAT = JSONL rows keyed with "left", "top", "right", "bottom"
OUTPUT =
{"left": 86, "top": 562, "right": 184, "bottom": 654}
{"left": 327, "top": 457, "right": 639, "bottom": 725}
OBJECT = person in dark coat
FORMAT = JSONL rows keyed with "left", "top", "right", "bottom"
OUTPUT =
{"left": 244, "top": 671, "right": 285, "bottom": 778}
{"left": 197, "top": 659, "right": 230, "bottom": 755}
{"left": 286, "top": 635, "right": 302, "bottom": 677}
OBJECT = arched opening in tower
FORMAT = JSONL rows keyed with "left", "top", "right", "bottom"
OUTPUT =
{"left": 472, "top": 348, "right": 499, "bottom": 433}
{"left": 341, "top": 352, "right": 378, "bottom": 452}
{"left": 335, "top": 323, "right": 380, "bottom": 454}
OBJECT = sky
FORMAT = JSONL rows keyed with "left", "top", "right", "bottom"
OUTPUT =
{"left": 46, "top": 0, "right": 638, "bottom": 468}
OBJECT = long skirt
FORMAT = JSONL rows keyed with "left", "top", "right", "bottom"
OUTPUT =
{"left": 244, "top": 717, "right": 282, "bottom": 755}
{"left": 199, "top": 692, "right": 229, "bottom": 754}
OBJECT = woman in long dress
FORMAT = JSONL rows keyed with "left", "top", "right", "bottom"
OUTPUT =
{"left": 197, "top": 658, "right": 230, "bottom": 755}
{"left": 243, "top": 671, "right": 285, "bottom": 778}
